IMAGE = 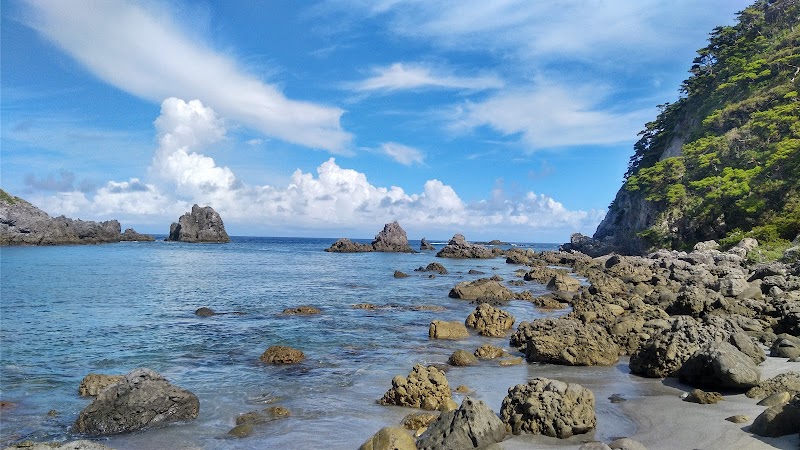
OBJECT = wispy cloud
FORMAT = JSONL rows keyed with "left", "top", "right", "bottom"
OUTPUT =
{"left": 22, "top": 0, "right": 352, "bottom": 153}
{"left": 352, "top": 62, "right": 503, "bottom": 92}
{"left": 380, "top": 142, "right": 425, "bottom": 165}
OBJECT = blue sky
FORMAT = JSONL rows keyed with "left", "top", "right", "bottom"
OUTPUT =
{"left": 1, "top": 0, "right": 752, "bottom": 242}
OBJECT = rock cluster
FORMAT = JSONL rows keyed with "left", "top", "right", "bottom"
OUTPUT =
{"left": 378, "top": 365, "right": 454, "bottom": 411}
{"left": 166, "top": 204, "right": 230, "bottom": 243}
{"left": 500, "top": 377, "right": 596, "bottom": 438}
{"left": 74, "top": 368, "right": 199, "bottom": 435}
{"left": 326, "top": 221, "right": 414, "bottom": 253}
{"left": 465, "top": 303, "right": 515, "bottom": 337}
{"left": 436, "top": 234, "right": 494, "bottom": 259}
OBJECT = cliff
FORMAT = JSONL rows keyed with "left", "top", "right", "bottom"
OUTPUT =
{"left": 586, "top": 0, "right": 800, "bottom": 255}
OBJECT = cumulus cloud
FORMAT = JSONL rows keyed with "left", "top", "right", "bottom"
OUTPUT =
{"left": 353, "top": 63, "right": 503, "bottom": 92}
{"left": 23, "top": 0, "right": 351, "bottom": 152}
{"left": 380, "top": 142, "right": 425, "bottom": 165}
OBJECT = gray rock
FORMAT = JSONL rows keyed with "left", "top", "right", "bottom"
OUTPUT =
{"left": 678, "top": 341, "right": 761, "bottom": 390}
{"left": 750, "top": 394, "right": 800, "bottom": 437}
{"left": 465, "top": 303, "right": 515, "bottom": 337}
{"left": 747, "top": 372, "right": 800, "bottom": 400}
{"left": 500, "top": 377, "right": 596, "bottom": 438}
{"left": 420, "top": 238, "right": 436, "bottom": 251}
{"left": 74, "top": 368, "right": 199, "bottom": 435}
{"left": 417, "top": 397, "right": 506, "bottom": 450}
{"left": 326, "top": 221, "right": 413, "bottom": 253}
{"left": 770, "top": 334, "right": 800, "bottom": 359}
{"left": 510, "top": 318, "right": 620, "bottom": 366}
{"left": 436, "top": 234, "right": 493, "bottom": 259}
{"left": 2, "top": 441, "right": 116, "bottom": 450}
{"left": 166, "top": 204, "right": 230, "bottom": 243}
{"left": 359, "top": 427, "right": 416, "bottom": 450}
{"left": 725, "top": 415, "right": 749, "bottom": 423}
{"left": 729, "top": 331, "right": 766, "bottom": 364}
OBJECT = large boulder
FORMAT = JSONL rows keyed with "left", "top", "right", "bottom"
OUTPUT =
{"left": 74, "top": 368, "right": 199, "bottom": 435}
{"left": 429, "top": 320, "right": 469, "bottom": 340}
{"left": 629, "top": 316, "right": 729, "bottom": 378}
{"left": 746, "top": 372, "right": 800, "bottom": 400}
{"left": 770, "top": 334, "right": 800, "bottom": 359}
{"left": 500, "top": 377, "right": 596, "bottom": 438}
{"left": 166, "top": 204, "right": 230, "bottom": 243}
{"left": 259, "top": 345, "right": 305, "bottom": 364}
{"left": 465, "top": 303, "right": 515, "bottom": 337}
{"left": 326, "top": 221, "right": 414, "bottom": 253}
{"left": 677, "top": 341, "right": 761, "bottom": 390}
{"left": 417, "top": 397, "right": 506, "bottom": 450}
{"left": 78, "top": 373, "right": 124, "bottom": 397}
{"left": 420, "top": 238, "right": 436, "bottom": 251}
{"left": 750, "top": 393, "right": 800, "bottom": 437}
{"left": 449, "top": 278, "right": 515, "bottom": 301}
{"left": 436, "top": 234, "right": 493, "bottom": 259}
{"left": 510, "top": 318, "right": 620, "bottom": 366}
{"left": 378, "top": 365, "right": 453, "bottom": 411}
{"left": 359, "top": 427, "right": 416, "bottom": 450}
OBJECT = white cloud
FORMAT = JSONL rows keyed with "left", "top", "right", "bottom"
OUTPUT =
{"left": 23, "top": 0, "right": 351, "bottom": 152}
{"left": 380, "top": 142, "right": 425, "bottom": 165}
{"left": 450, "top": 82, "right": 652, "bottom": 149}
{"left": 353, "top": 63, "right": 503, "bottom": 92}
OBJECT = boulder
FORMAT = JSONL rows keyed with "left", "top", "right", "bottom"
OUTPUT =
{"left": 429, "top": 320, "right": 469, "bottom": 340}
{"left": 282, "top": 306, "right": 320, "bottom": 315}
{"left": 436, "top": 234, "right": 493, "bottom": 259}
{"left": 415, "top": 262, "right": 448, "bottom": 274}
{"left": 678, "top": 342, "right": 761, "bottom": 389}
{"left": 402, "top": 412, "right": 439, "bottom": 431}
{"left": 750, "top": 394, "right": 800, "bottom": 437}
{"left": 729, "top": 331, "right": 766, "bottom": 364}
{"left": 448, "top": 350, "right": 478, "bottom": 366}
{"left": 683, "top": 389, "right": 723, "bottom": 404}
{"left": 379, "top": 365, "right": 453, "bottom": 411}
{"left": 746, "top": 372, "right": 800, "bottom": 400}
{"left": 259, "top": 345, "right": 305, "bottom": 364}
{"left": 74, "top": 368, "right": 199, "bottom": 435}
{"left": 500, "top": 377, "right": 596, "bottom": 438}
{"left": 359, "top": 427, "right": 416, "bottom": 450}
{"left": 449, "top": 278, "right": 515, "bottom": 301}
{"left": 420, "top": 238, "right": 436, "bottom": 251}
{"left": 78, "top": 373, "right": 124, "bottom": 397}
{"left": 770, "top": 334, "right": 800, "bottom": 359}
{"left": 194, "top": 307, "right": 216, "bottom": 317}
{"left": 166, "top": 204, "right": 230, "bottom": 243}
{"left": 474, "top": 344, "right": 505, "bottom": 359}
{"left": 119, "top": 228, "right": 154, "bottom": 242}
{"left": 758, "top": 391, "right": 792, "bottom": 407}
{"left": 417, "top": 397, "right": 506, "bottom": 450}
{"left": 394, "top": 270, "right": 409, "bottom": 278}
{"left": 326, "top": 221, "right": 414, "bottom": 253}
{"left": 510, "top": 318, "right": 620, "bottom": 366}
{"left": 465, "top": 303, "right": 515, "bottom": 337}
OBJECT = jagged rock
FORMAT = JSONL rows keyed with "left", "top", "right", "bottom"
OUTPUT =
{"left": 74, "top": 368, "right": 199, "bottom": 435}
{"left": 746, "top": 372, "right": 800, "bottom": 400}
{"left": 0, "top": 189, "right": 124, "bottom": 246}
{"left": 119, "top": 228, "right": 154, "bottom": 242}
{"left": 379, "top": 365, "right": 453, "bottom": 411}
{"left": 415, "top": 262, "right": 448, "bottom": 274}
{"left": 678, "top": 341, "right": 761, "bottom": 389}
{"left": 259, "top": 345, "right": 305, "bottom": 364}
{"left": 429, "top": 320, "right": 469, "bottom": 340}
{"left": 417, "top": 397, "right": 506, "bottom": 450}
{"left": 359, "top": 427, "right": 416, "bottom": 450}
{"left": 510, "top": 318, "right": 620, "bottom": 366}
{"left": 750, "top": 393, "right": 800, "bottom": 437}
{"left": 629, "top": 316, "right": 730, "bottom": 378}
{"left": 436, "top": 234, "right": 493, "bottom": 259}
{"left": 474, "top": 344, "right": 505, "bottom": 359}
{"left": 78, "top": 374, "right": 124, "bottom": 397}
{"left": 770, "top": 334, "right": 800, "bottom": 359}
{"left": 448, "top": 350, "right": 478, "bottom": 366}
{"left": 166, "top": 204, "right": 230, "bottom": 243}
{"left": 402, "top": 412, "right": 439, "bottom": 431}
{"left": 729, "top": 331, "right": 766, "bottom": 364}
{"left": 684, "top": 389, "right": 723, "bottom": 404}
{"left": 465, "top": 303, "right": 515, "bottom": 337}
{"left": 394, "top": 270, "right": 409, "bottom": 278}
{"left": 449, "top": 278, "right": 515, "bottom": 301}
{"left": 420, "top": 238, "right": 436, "bottom": 251}
{"left": 282, "top": 306, "right": 320, "bottom": 315}
{"left": 500, "top": 377, "right": 596, "bottom": 438}
{"left": 326, "top": 221, "right": 413, "bottom": 253}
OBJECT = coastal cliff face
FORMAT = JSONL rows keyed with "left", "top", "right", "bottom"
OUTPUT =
{"left": 588, "top": 0, "right": 800, "bottom": 255}
{"left": 166, "top": 204, "right": 231, "bottom": 243}
{"left": 0, "top": 189, "right": 134, "bottom": 245}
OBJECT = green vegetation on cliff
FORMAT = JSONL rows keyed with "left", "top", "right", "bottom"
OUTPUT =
{"left": 617, "top": 0, "right": 800, "bottom": 253}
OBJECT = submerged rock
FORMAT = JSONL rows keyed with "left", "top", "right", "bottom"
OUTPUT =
{"left": 436, "top": 234, "right": 493, "bottom": 259}
{"left": 166, "top": 204, "right": 230, "bottom": 243}
{"left": 259, "top": 345, "right": 305, "bottom": 364}
{"left": 74, "top": 368, "right": 199, "bottom": 435}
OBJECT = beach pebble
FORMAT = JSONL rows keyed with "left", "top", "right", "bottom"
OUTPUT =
{"left": 683, "top": 389, "right": 723, "bottom": 404}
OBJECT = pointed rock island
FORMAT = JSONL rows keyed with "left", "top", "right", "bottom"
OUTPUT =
{"left": 166, "top": 204, "right": 230, "bottom": 243}
{"left": 326, "top": 221, "right": 414, "bottom": 253}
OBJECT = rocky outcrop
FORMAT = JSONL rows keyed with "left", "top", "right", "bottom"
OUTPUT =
{"left": 500, "top": 377, "right": 596, "bottom": 438}
{"left": 417, "top": 397, "right": 506, "bottom": 450}
{"left": 0, "top": 189, "right": 137, "bottom": 246}
{"left": 429, "top": 320, "right": 469, "bottom": 339}
{"left": 259, "top": 345, "right": 305, "bottom": 364}
{"left": 415, "top": 262, "right": 448, "bottom": 274}
{"left": 465, "top": 303, "right": 515, "bottom": 337}
{"left": 677, "top": 341, "right": 761, "bottom": 390}
{"left": 449, "top": 278, "right": 515, "bottom": 301}
{"left": 326, "top": 221, "right": 414, "bottom": 253}
{"left": 78, "top": 374, "right": 124, "bottom": 397}
{"left": 74, "top": 368, "right": 199, "bottom": 435}
{"left": 378, "top": 365, "right": 454, "bottom": 411}
{"left": 436, "top": 234, "right": 493, "bottom": 259}
{"left": 420, "top": 238, "right": 436, "bottom": 251}
{"left": 750, "top": 393, "right": 800, "bottom": 437}
{"left": 119, "top": 228, "right": 154, "bottom": 242}
{"left": 510, "top": 318, "right": 620, "bottom": 366}
{"left": 746, "top": 372, "right": 800, "bottom": 400}
{"left": 166, "top": 204, "right": 230, "bottom": 243}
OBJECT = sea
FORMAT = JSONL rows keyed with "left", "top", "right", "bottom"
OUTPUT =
{"left": 0, "top": 237, "right": 640, "bottom": 449}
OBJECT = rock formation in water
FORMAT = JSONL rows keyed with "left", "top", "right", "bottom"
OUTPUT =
{"left": 0, "top": 189, "right": 152, "bottom": 245}
{"left": 436, "top": 234, "right": 494, "bottom": 259}
{"left": 166, "top": 204, "right": 230, "bottom": 243}
{"left": 325, "top": 221, "right": 414, "bottom": 253}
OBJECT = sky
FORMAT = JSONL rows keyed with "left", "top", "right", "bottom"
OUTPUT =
{"left": 0, "top": 0, "right": 753, "bottom": 242}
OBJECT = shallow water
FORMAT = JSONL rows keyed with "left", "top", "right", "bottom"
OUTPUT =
{"left": 0, "top": 237, "right": 637, "bottom": 449}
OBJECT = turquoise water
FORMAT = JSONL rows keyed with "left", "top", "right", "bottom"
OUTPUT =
{"left": 0, "top": 237, "right": 587, "bottom": 449}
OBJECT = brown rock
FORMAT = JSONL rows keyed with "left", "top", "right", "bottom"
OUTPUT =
{"left": 429, "top": 320, "right": 469, "bottom": 340}
{"left": 259, "top": 345, "right": 305, "bottom": 364}
{"left": 78, "top": 374, "right": 124, "bottom": 397}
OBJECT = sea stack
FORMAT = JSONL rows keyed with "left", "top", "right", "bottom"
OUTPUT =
{"left": 326, "top": 221, "right": 414, "bottom": 253}
{"left": 166, "top": 204, "right": 230, "bottom": 243}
